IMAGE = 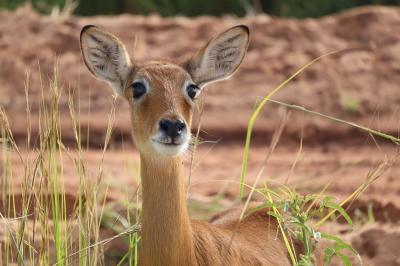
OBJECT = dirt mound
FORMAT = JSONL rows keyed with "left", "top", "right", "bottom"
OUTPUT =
{"left": 1, "top": 6, "right": 400, "bottom": 147}
{"left": 1, "top": 6, "right": 400, "bottom": 265}
{"left": 351, "top": 225, "right": 400, "bottom": 266}
{"left": 343, "top": 197, "right": 400, "bottom": 224}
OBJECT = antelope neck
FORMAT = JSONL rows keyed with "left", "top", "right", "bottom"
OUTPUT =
{"left": 139, "top": 153, "right": 195, "bottom": 265}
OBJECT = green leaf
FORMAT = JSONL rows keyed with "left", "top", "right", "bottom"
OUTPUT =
{"left": 321, "top": 232, "right": 346, "bottom": 243}
{"left": 324, "top": 247, "right": 335, "bottom": 266}
{"left": 266, "top": 211, "right": 282, "bottom": 221}
{"left": 299, "top": 254, "right": 314, "bottom": 266}
{"left": 337, "top": 253, "right": 352, "bottom": 266}
{"left": 260, "top": 187, "right": 281, "bottom": 198}
{"left": 245, "top": 202, "right": 277, "bottom": 217}
{"left": 335, "top": 243, "right": 357, "bottom": 255}
{"left": 324, "top": 202, "right": 353, "bottom": 226}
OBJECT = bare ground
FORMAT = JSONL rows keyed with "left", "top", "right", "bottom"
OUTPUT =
{"left": 0, "top": 5, "right": 400, "bottom": 265}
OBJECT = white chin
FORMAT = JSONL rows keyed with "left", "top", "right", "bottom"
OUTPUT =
{"left": 151, "top": 141, "right": 188, "bottom": 156}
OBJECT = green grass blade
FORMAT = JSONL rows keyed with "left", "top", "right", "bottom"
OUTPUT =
{"left": 239, "top": 51, "right": 338, "bottom": 199}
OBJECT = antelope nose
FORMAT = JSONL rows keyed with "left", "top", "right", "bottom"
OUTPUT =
{"left": 159, "top": 119, "right": 186, "bottom": 140}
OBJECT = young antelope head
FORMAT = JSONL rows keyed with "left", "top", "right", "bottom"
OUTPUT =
{"left": 80, "top": 25, "right": 249, "bottom": 157}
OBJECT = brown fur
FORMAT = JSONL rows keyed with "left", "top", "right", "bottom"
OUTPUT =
{"left": 80, "top": 26, "right": 315, "bottom": 266}
{"left": 125, "top": 63, "right": 296, "bottom": 266}
{"left": 124, "top": 63, "right": 193, "bottom": 154}
{"left": 139, "top": 154, "right": 294, "bottom": 266}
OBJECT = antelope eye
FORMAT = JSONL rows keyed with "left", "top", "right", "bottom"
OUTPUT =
{"left": 131, "top": 82, "right": 147, "bottom": 99}
{"left": 186, "top": 84, "right": 200, "bottom": 100}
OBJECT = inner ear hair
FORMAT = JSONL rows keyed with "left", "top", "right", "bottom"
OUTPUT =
{"left": 185, "top": 25, "right": 250, "bottom": 87}
{"left": 80, "top": 25, "right": 132, "bottom": 94}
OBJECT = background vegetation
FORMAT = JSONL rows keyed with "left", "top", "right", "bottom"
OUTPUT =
{"left": 0, "top": 0, "right": 400, "bottom": 17}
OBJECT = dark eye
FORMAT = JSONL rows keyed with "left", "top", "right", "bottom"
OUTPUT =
{"left": 131, "top": 82, "right": 147, "bottom": 99}
{"left": 186, "top": 84, "right": 200, "bottom": 100}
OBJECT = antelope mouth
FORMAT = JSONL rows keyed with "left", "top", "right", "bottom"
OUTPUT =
{"left": 151, "top": 137, "right": 189, "bottom": 156}
{"left": 153, "top": 140, "right": 181, "bottom": 146}
{"left": 151, "top": 137, "right": 185, "bottom": 146}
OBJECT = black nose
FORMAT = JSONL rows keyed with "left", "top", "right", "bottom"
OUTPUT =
{"left": 159, "top": 119, "right": 186, "bottom": 140}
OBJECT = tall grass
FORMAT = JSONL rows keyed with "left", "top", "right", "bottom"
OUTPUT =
{"left": 0, "top": 54, "right": 398, "bottom": 266}
{"left": 0, "top": 65, "right": 141, "bottom": 265}
{"left": 234, "top": 52, "right": 399, "bottom": 265}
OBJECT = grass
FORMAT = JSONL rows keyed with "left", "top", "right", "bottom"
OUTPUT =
{"left": 0, "top": 54, "right": 399, "bottom": 266}
{"left": 0, "top": 65, "right": 141, "bottom": 265}
{"left": 235, "top": 51, "right": 399, "bottom": 265}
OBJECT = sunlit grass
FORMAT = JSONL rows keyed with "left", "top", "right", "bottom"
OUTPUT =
{"left": 0, "top": 65, "right": 141, "bottom": 265}
{"left": 233, "top": 51, "right": 399, "bottom": 265}
{"left": 0, "top": 51, "right": 398, "bottom": 266}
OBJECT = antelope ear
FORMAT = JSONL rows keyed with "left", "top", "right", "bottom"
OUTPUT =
{"left": 185, "top": 25, "right": 249, "bottom": 87}
{"left": 80, "top": 25, "right": 132, "bottom": 95}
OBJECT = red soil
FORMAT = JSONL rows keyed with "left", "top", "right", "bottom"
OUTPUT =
{"left": 0, "top": 5, "right": 399, "bottom": 265}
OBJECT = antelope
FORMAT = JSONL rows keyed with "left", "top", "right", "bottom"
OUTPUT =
{"left": 80, "top": 25, "right": 304, "bottom": 266}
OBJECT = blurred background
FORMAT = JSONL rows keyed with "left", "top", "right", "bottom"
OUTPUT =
{"left": 0, "top": 1, "right": 400, "bottom": 265}
{"left": 1, "top": 0, "right": 400, "bottom": 17}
